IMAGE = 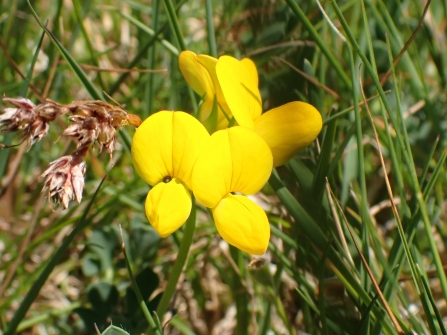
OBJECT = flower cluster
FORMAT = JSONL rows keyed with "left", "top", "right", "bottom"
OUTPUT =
{"left": 131, "top": 51, "right": 322, "bottom": 255}
{"left": 0, "top": 96, "right": 141, "bottom": 208}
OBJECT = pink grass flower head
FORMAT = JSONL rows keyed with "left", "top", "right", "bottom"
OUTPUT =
{"left": 0, "top": 97, "right": 60, "bottom": 147}
{"left": 42, "top": 148, "right": 87, "bottom": 209}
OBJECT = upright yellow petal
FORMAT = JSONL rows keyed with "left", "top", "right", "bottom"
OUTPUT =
{"left": 178, "top": 51, "right": 215, "bottom": 123}
{"left": 145, "top": 178, "right": 191, "bottom": 237}
{"left": 179, "top": 51, "right": 215, "bottom": 101}
{"left": 212, "top": 194, "right": 270, "bottom": 255}
{"left": 254, "top": 102, "right": 322, "bottom": 167}
{"left": 241, "top": 58, "right": 259, "bottom": 88}
{"left": 193, "top": 126, "right": 272, "bottom": 208}
{"left": 196, "top": 54, "right": 232, "bottom": 124}
{"left": 132, "top": 111, "right": 209, "bottom": 188}
{"left": 216, "top": 56, "right": 262, "bottom": 128}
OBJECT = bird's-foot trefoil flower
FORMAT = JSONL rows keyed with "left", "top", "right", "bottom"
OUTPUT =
{"left": 131, "top": 111, "right": 209, "bottom": 237}
{"left": 192, "top": 126, "right": 273, "bottom": 255}
{"left": 132, "top": 111, "right": 273, "bottom": 254}
{"left": 179, "top": 51, "right": 323, "bottom": 167}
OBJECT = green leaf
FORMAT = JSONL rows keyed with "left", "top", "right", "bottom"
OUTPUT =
{"left": 101, "top": 325, "right": 131, "bottom": 335}
{"left": 87, "top": 282, "right": 119, "bottom": 319}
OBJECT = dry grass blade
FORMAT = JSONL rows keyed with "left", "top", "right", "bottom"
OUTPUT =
{"left": 274, "top": 56, "right": 341, "bottom": 100}
{"left": 0, "top": 37, "right": 44, "bottom": 102}
{"left": 340, "top": 187, "right": 403, "bottom": 332}
{"left": 245, "top": 40, "right": 315, "bottom": 56}
{"left": 60, "top": 62, "right": 168, "bottom": 73}
{"left": 379, "top": 0, "right": 432, "bottom": 86}
{"left": 329, "top": 185, "right": 404, "bottom": 334}
{"left": 358, "top": 66, "right": 404, "bottom": 250}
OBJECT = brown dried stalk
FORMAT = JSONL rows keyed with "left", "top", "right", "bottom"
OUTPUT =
{"left": 0, "top": 96, "right": 142, "bottom": 208}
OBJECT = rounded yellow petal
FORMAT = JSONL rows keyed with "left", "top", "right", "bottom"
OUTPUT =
{"left": 145, "top": 178, "right": 191, "bottom": 237}
{"left": 212, "top": 194, "right": 270, "bottom": 255}
{"left": 179, "top": 51, "right": 230, "bottom": 129}
{"left": 193, "top": 126, "right": 272, "bottom": 208}
{"left": 179, "top": 51, "right": 214, "bottom": 101}
{"left": 216, "top": 56, "right": 262, "bottom": 128}
{"left": 132, "top": 111, "right": 209, "bottom": 188}
{"left": 254, "top": 101, "right": 322, "bottom": 167}
{"left": 241, "top": 58, "right": 259, "bottom": 88}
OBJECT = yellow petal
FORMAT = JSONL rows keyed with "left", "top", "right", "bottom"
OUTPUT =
{"left": 212, "top": 194, "right": 270, "bottom": 255}
{"left": 178, "top": 51, "right": 215, "bottom": 123}
{"left": 132, "top": 111, "right": 209, "bottom": 188}
{"left": 216, "top": 56, "right": 262, "bottom": 128}
{"left": 193, "top": 126, "right": 272, "bottom": 208}
{"left": 145, "top": 178, "right": 191, "bottom": 237}
{"left": 241, "top": 58, "right": 259, "bottom": 88}
{"left": 196, "top": 55, "right": 232, "bottom": 126}
{"left": 179, "top": 52, "right": 231, "bottom": 130}
{"left": 179, "top": 51, "right": 215, "bottom": 101}
{"left": 254, "top": 101, "right": 322, "bottom": 167}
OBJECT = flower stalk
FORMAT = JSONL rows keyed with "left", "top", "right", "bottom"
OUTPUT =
{"left": 156, "top": 197, "right": 196, "bottom": 319}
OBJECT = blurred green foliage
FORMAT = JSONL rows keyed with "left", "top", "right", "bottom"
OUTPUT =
{"left": 1, "top": 0, "right": 447, "bottom": 334}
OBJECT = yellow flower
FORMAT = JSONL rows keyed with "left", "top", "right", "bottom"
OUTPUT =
{"left": 132, "top": 111, "right": 272, "bottom": 255}
{"left": 192, "top": 126, "right": 273, "bottom": 255}
{"left": 131, "top": 111, "right": 209, "bottom": 237}
{"left": 179, "top": 51, "right": 323, "bottom": 167}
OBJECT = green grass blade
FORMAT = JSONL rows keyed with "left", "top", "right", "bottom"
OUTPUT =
{"left": 117, "top": 10, "right": 178, "bottom": 56}
{"left": 205, "top": 0, "right": 217, "bottom": 58}
{"left": 145, "top": 0, "right": 161, "bottom": 118}
{"left": 416, "top": 264, "right": 447, "bottom": 335}
{"left": 26, "top": 0, "right": 103, "bottom": 100}
{"left": 163, "top": 0, "right": 186, "bottom": 51}
{"left": 284, "top": 0, "right": 351, "bottom": 89}
{"left": 4, "top": 176, "right": 106, "bottom": 335}
{"left": 71, "top": 0, "right": 105, "bottom": 90}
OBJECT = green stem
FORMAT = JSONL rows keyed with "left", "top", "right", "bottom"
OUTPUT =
{"left": 156, "top": 197, "right": 196, "bottom": 318}
{"left": 120, "top": 227, "right": 162, "bottom": 335}
{"left": 146, "top": 0, "right": 160, "bottom": 118}
{"left": 4, "top": 177, "right": 106, "bottom": 335}
{"left": 163, "top": 0, "right": 186, "bottom": 51}
{"left": 205, "top": 0, "right": 217, "bottom": 58}
{"left": 161, "top": 0, "right": 197, "bottom": 112}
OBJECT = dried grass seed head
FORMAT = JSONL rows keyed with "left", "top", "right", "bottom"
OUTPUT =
{"left": 42, "top": 150, "right": 86, "bottom": 209}
{"left": 0, "top": 97, "right": 37, "bottom": 133}
{"left": 1, "top": 97, "right": 63, "bottom": 147}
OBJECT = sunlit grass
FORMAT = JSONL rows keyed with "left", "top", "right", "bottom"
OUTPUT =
{"left": 1, "top": 0, "right": 447, "bottom": 334}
